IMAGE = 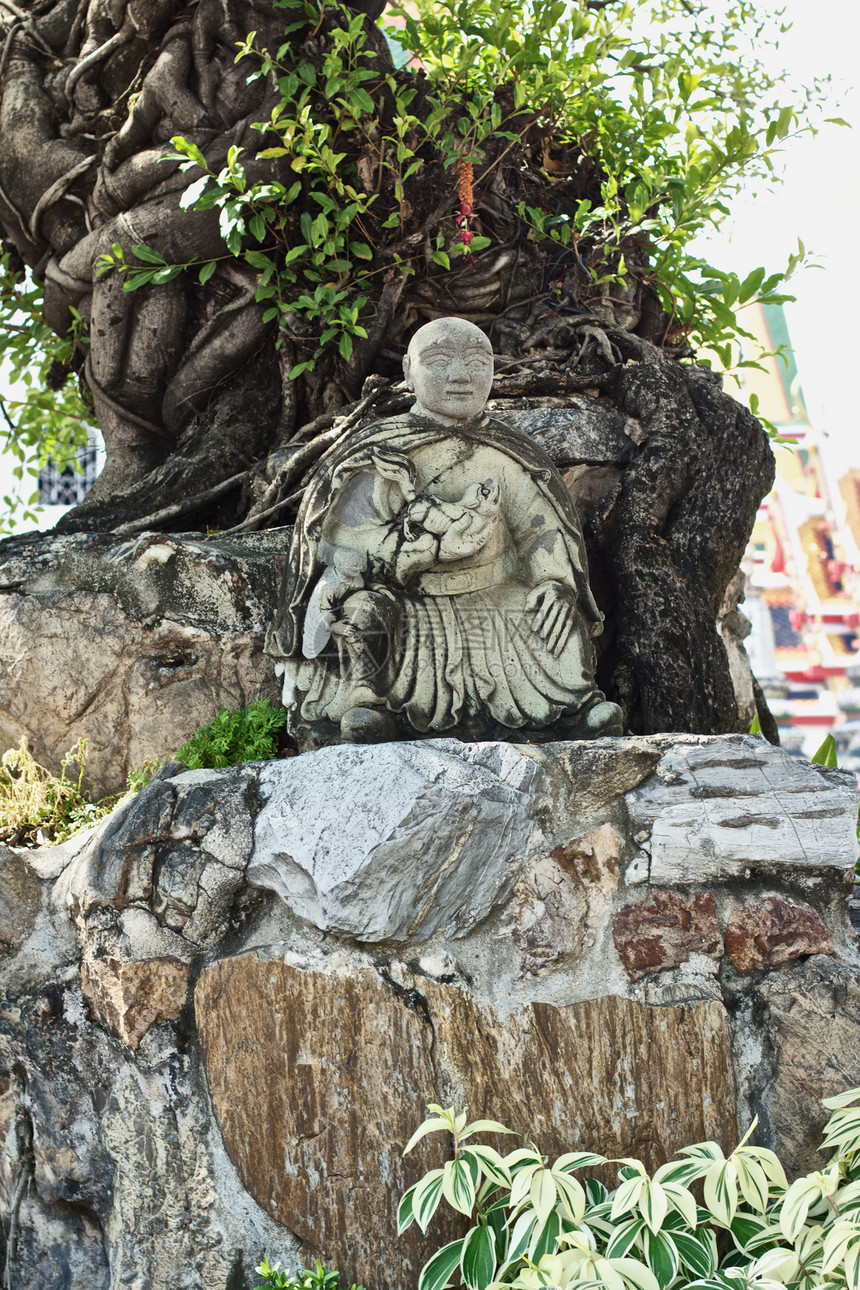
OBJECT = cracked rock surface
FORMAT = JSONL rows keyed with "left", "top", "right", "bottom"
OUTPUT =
{"left": 0, "top": 734, "right": 858, "bottom": 1289}
{"left": 0, "top": 530, "right": 284, "bottom": 798}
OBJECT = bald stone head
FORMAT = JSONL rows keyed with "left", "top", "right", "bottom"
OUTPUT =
{"left": 403, "top": 318, "right": 494, "bottom": 426}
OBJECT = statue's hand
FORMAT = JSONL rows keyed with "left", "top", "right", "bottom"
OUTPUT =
{"left": 393, "top": 530, "right": 438, "bottom": 583}
{"left": 436, "top": 480, "right": 501, "bottom": 561}
{"left": 437, "top": 510, "right": 494, "bottom": 561}
{"left": 526, "top": 581, "right": 577, "bottom": 656}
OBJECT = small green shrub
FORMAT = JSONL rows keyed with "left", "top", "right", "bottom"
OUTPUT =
{"left": 254, "top": 1257, "right": 364, "bottom": 1290}
{"left": 398, "top": 1094, "right": 860, "bottom": 1290}
{"left": 0, "top": 737, "right": 95, "bottom": 846}
{"left": 0, "top": 739, "right": 161, "bottom": 846}
{"left": 125, "top": 757, "right": 163, "bottom": 794}
{"left": 0, "top": 701, "right": 288, "bottom": 847}
{"left": 174, "top": 699, "right": 287, "bottom": 770}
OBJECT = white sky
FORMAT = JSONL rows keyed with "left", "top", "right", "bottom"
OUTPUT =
{"left": 693, "top": 0, "right": 860, "bottom": 471}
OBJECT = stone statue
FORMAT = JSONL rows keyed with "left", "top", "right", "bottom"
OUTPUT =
{"left": 266, "top": 317, "right": 624, "bottom": 745}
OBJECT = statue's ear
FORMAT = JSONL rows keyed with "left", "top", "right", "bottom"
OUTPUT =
{"left": 403, "top": 353, "right": 413, "bottom": 390}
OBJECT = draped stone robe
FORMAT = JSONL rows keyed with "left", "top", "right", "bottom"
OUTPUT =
{"left": 266, "top": 412, "right": 609, "bottom": 735}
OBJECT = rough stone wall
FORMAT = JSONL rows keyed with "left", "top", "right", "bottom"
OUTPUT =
{"left": 0, "top": 734, "right": 857, "bottom": 1289}
{"left": 0, "top": 530, "right": 285, "bottom": 798}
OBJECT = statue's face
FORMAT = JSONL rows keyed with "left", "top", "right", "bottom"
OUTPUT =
{"left": 404, "top": 321, "right": 494, "bottom": 424}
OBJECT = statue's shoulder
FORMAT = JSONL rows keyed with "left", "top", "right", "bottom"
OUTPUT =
{"left": 338, "top": 410, "right": 424, "bottom": 447}
{"left": 474, "top": 413, "right": 557, "bottom": 470}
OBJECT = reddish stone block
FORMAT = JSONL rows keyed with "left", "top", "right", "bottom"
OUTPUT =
{"left": 613, "top": 890, "right": 722, "bottom": 980}
{"left": 81, "top": 956, "right": 190, "bottom": 1049}
{"left": 724, "top": 897, "right": 833, "bottom": 973}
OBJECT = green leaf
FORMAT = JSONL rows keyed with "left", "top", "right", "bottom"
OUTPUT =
{"left": 151, "top": 264, "right": 183, "bottom": 284}
{"left": 738, "top": 266, "right": 766, "bottom": 304}
{"left": 169, "top": 136, "right": 207, "bottom": 169}
{"left": 244, "top": 250, "right": 272, "bottom": 271}
{"left": 606, "top": 1219, "right": 645, "bottom": 1259}
{"left": 779, "top": 1175, "right": 820, "bottom": 1242}
{"left": 398, "top": 1185, "right": 416, "bottom": 1235}
{"left": 351, "top": 87, "right": 375, "bottom": 115}
{"left": 811, "top": 733, "right": 838, "bottom": 767}
{"left": 442, "top": 1158, "right": 477, "bottom": 1217}
{"left": 672, "top": 1232, "right": 715, "bottom": 1279}
{"left": 404, "top": 1118, "right": 451, "bottom": 1155}
{"left": 339, "top": 332, "right": 353, "bottom": 362}
{"left": 418, "top": 1240, "right": 464, "bottom": 1290}
{"left": 703, "top": 1160, "right": 738, "bottom": 1228}
{"left": 644, "top": 1229, "right": 679, "bottom": 1289}
{"left": 198, "top": 260, "right": 218, "bottom": 284}
{"left": 413, "top": 1168, "right": 445, "bottom": 1233}
{"left": 349, "top": 242, "right": 373, "bottom": 260}
{"left": 123, "top": 269, "right": 159, "bottom": 290}
{"left": 132, "top": 244, "right": 167, "bottom": 265}
{"left": 460, "top": 1225, "right": 496, "bottom": 1290}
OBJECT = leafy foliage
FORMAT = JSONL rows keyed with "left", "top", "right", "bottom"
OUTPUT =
{"left": 0, "top": 252, "right": 96, "bottom": 533}
{"left": 0, "top": 737, "right": 91, "bottom": 846}
{"left": 0, "top": 737, "right": 146, "bottom": 846}
{"left": 0, "top": 0, "right": 838, "bottom": 528}
{"left": 173, "top": 698, "right": 287, "bottom": 770}
{"left": 125, "top": 758, "right": 163, "bottom": 794}
{"left": 254, "top": 1257, "right": 364, "bottom": 1290}
{"left": 0, "top": 701, "right": 286, "bottom": 846}
{"left": 398, "top": 1095, "right": 860, "bottom": 1290}
{"left": 98, "top": 0, "right": 827, "bottom": 376}
{"left": 386, "top": 0, "right": 820, "bottom": 367}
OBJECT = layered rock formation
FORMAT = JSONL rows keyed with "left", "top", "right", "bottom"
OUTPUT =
{"left": 0, "top": 734, "right": 857, "bottom": 1289}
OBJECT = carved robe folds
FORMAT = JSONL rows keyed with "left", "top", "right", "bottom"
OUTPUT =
{"left": 266, "top": 412, "right": 621, "bottom": 744}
